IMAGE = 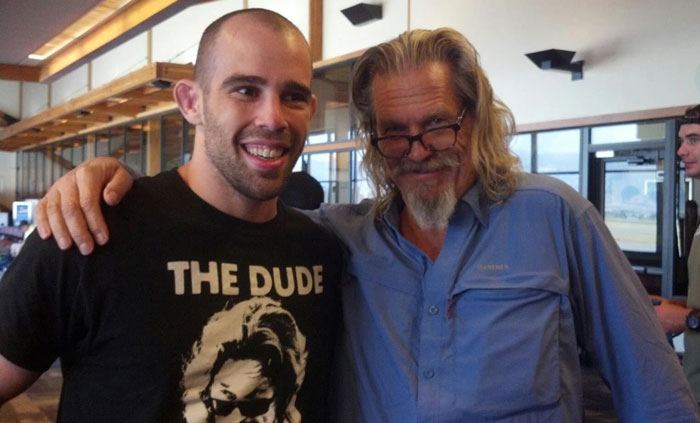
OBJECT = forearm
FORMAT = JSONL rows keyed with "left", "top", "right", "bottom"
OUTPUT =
{"left": 0, "top": 354, "right": 41, "bottom": 405}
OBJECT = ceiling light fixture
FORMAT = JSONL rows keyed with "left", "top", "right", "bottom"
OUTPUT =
{"left": 525, "top": 49, "right": 584, "bottom": 81}
{"left": 28, "top": 0, "right": 136, "bottom": 61}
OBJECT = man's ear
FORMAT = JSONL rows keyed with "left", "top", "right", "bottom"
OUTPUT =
{"left": 173, "top": 79, "right": 203, "bottom": 126}
{"left": 310, "top": 93, "right": 318, "bottom": 119}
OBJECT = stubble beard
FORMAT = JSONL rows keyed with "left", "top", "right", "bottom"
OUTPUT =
{"left": 394, "top": 153, "right": 460, "bottom": 229}
{"left": 202, "top": 109, "right": 298, "bottom": 202}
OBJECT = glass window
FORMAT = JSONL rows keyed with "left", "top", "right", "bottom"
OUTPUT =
{"left": 591, "top": 122, "right": 666, "bottom": 145}
{"left": 510, "top": 133, "right": 532, "bottom": 172}
{"left": 537, "top": 129, "right": 580, "bottom": 172}
{"left": 536, "top": 128, "right": 581, "bottom": 191}
{"left": 124, "top": 124, "right": 145, "bottom": 173}
{"left": 310, "top": 63, "right": 354, "bottom": 143}
{"left": 95, "top": 131, "right": 110, "bottom": 158}
{"left": 43, "top": 147, "right": 53, "bottom": 194}
{"left": 69, "top": 139, "right": 85, "bottom": 167}
{"left": 352, "top": 149, "right": 372, "bottom": 203}
{"left": 109, "top": 128, "right": 126, "bottom": 160}
{"left": 162, "top": 114, "right": 185, "bottom": 171}
{"left": 603, "top": 159, "right": 661, "bottom": 253}
{"left": 308, "top": 152, "right": 332, "bottom": 202}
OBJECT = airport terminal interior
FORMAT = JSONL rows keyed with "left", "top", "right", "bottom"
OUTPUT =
{"left": 0, "top": 0, "right": 699, "bottom": 421}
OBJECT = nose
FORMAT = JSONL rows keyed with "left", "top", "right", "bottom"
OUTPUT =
{"left": 404, "top": 137, "right": 434, "bottom": 162}
{"left": 257, "top": 95, "right": 288, "bottom": 132}
{"left": 678, "top": 141, "right": 687, "bottom": 159}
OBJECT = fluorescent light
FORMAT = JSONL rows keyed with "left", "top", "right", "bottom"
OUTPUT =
{"left": 27, "top": 0, "right": 135, "bottom": 61}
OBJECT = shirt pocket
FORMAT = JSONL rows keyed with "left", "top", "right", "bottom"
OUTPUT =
{"left": 448, "top": 274, "right": 565, "bottom": 417}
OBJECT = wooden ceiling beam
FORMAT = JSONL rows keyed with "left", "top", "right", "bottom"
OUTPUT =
{"left": 0, "top": 64, "right": 41, "bottom": 82}
{"left": 37, "top": 0, "right": 204, "bottom": 81}
{"left": 0, "top": 62, "right": 191, "bottom": 151}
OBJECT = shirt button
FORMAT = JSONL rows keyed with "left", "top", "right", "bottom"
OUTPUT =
{"left": 423, "top": 369, "right": 435, "bottom": 379}
{"left": 428, "top": 305, "right": 439, "bottom": 315}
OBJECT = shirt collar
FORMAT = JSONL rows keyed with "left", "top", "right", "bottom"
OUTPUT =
{"left": 459, "top": 181, "right": 490, "bottom": 226}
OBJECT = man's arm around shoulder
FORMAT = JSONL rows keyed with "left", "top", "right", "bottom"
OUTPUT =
{"left": 0, "top": 353, "right": 41, "bottom": 406}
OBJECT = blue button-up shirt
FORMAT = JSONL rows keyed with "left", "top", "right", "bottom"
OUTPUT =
{"left": 315, "top": 173, "right": 699, "bottom": 422}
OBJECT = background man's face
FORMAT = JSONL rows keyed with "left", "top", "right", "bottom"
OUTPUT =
{"left": 371, "top": 61, "right": 476, "bottom": 226}
{"left": 678, "top": 123, "right": 700, "bottom": 178}
{"left": 200, "top": 18, "right": 316, "bottom": 202}
{"left": 209, "top": 358, "right": 276, "bottom": 423}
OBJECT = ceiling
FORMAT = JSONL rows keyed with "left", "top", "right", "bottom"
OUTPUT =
{"left": 0, "top": 0, "right": 104, "bottom": 65}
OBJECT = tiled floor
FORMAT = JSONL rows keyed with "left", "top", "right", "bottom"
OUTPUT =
{"left": 0, "top": 361, "right": 618, "bottom": 422}
{"left": 0, "top": 361, "right": 60, "bottom": 423}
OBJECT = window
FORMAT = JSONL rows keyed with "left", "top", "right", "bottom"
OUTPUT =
{"left": 536, "top": 129, "right": 581, "bottom": 191}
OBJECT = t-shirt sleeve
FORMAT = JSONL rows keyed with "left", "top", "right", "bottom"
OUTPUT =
{"left": 0, "top": 231, "right": 85, "bottom": 372}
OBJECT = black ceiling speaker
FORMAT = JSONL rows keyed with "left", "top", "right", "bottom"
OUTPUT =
{"left": 341, "top": 3, "right": 383, "bottom": 26}
{"left": 525, "top": 49, "right": 584, "bottom": 81}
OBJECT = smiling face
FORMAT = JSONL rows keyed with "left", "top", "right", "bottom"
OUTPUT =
{"left": 190, "top": 15, "right": 316, "bottom": 211}
{"left": 678, "top": 123, "right": 700, "bottom": 178}
{"left": 371, "top": 61, "right": 476, "bottom": 227}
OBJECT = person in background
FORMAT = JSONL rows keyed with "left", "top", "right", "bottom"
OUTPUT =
{"left": 0, "top": 9, "right": 342, "bottom": 422}
{"left": 279, "top": 171, "right": 325, "bottom": 210}
{"left": 655, "top": 104, "right": 700, "bottom": 402}
{"left": 33, "top": 28, "right": 700, "bottom": 422}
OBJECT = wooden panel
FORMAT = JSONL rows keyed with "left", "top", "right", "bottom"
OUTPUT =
{"left": 38, "top": 0, "right": 190, "bottom": 81}
{"left": 0, "top": 62, "right": 192, "bottom": 151}
{"left": 309, "top": 0, "right": 323, "bottom": 62}
{"left": 0, "top": 64, "right": 41, "bottom": 82}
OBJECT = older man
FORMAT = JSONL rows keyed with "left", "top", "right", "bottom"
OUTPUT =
{"left": 0, "top": 9, "right": 342, "bottom": 422}
{"left": 33, "top": 28, "right": 699, "bottom": 422}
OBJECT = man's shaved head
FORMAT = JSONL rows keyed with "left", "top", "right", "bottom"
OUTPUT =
{"left": 193, "top": 8, "right": 309, "bottom": 91}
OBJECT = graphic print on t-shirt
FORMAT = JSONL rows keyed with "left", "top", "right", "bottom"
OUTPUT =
{"left": 181, "top": 297, "right": 307, "bottom": 423}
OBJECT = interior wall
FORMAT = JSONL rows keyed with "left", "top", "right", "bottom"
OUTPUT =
{"left": 51, "top": 63, "right": 89, "bottom": 106}
{"left": 323, "top": 0, "right": 408, "bottom": 59}
{"left": 152, "top": 0, "right": 244, "bottom": 65}
{"left": 0, "top": 80, "right": 20, "bottom": 118}
{"left": 250, "top": 0, "right": 310, "bottom": 41}
{"left": 409, "top": 0, "right": 700, "bottom": 125}
{"left": 91, "top": 32, "right": 148, "bottom": 88}
{"left": 21, "top": 82, "right": 49, "bottom": 119}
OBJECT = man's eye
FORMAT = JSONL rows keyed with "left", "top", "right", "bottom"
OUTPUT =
{"left": 427, "top": 117, "right": 447, "bottom": 128}
{"left": 282, "top": 92, "right": 310, "bottom": 105}
{"left": 234, "top": 86, "right": 259, "bottom": 97}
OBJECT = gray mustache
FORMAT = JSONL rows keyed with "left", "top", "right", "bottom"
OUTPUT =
{"left": 395, "top": 154, "right": 460, "bottom": 174}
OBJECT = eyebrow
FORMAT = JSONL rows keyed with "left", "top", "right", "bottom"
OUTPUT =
{"left": 377, "top": 110, "right": 454, "bottom": 133}
{"left": 220, "top": 74, "right": 267, "bottom": 90}
{"left": 219, "top": 74, "right": 312, "bottom": 99}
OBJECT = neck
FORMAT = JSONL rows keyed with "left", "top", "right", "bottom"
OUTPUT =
{"left": 399, "top": 208, "right": 447, "bottom": 261}
{"left": 178, "top": 155, "right": 278, "bottom": 223}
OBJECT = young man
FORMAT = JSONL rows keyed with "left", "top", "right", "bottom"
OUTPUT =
{"left": 33, "top": 29, "right": 699, "bottom": 421}
{"left": 0, "top": 10, "right": 342, "bottom": 422}
{"left": 655, "top": 104, "right": 700, "bottom": 402}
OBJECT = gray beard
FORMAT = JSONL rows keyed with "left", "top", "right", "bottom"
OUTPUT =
{"left": 403, "top": 182, "right": 457, "bottom": 229}
{"left": 394, "top": 152, "right": 460, "bottom": 229}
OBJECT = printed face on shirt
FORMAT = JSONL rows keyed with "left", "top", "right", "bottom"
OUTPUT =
{"left": 199, "top": 16, "right": 316, "bottom": 202}
{"left": 678, "top": 123, "right": 700, "bottom": 178}
{"left": 208, "top": 358, "right": 276, "bottom": 423}
{"left": 371, "top": 61, "right": 476, "bottom": 228}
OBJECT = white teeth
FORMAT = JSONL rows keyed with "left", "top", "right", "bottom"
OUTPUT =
{"left": 244, "top": 145, "right": 284, "bottom": 159}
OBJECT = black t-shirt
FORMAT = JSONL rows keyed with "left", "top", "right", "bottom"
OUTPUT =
{"left": 0, "top": 169, "right": 343, "bottom": 422}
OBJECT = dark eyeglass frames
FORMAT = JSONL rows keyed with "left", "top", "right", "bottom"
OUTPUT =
{"left": 371, "top": 107, "right": 468, "bottom": 159}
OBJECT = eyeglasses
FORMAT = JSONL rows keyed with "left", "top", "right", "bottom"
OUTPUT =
{"left": 202, "top": 393, "right": 274, "bottom": 418}
{"left": 371, "top": 107, "right": 468, "bottom": 159}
